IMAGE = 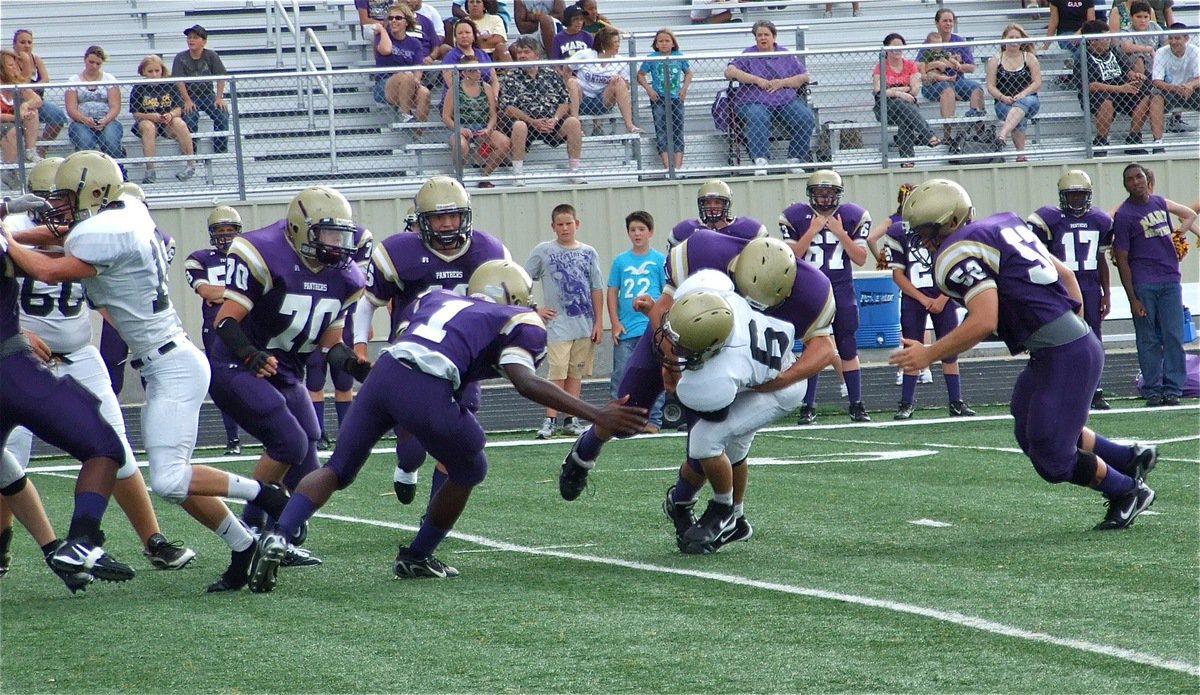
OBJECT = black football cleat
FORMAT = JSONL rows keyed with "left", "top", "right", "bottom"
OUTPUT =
{"left": 711, "top": 515, "right": 754, "bottom": 551}
{"left": 223, "top": 439, "right": 242, "bottom": 456}
{"left": 393, "top": 466, "right": 418, "bottom": 505}
{"left": 248, "top": 531, "right": 287, "bottom": 594}
{"left": 0, "top": 526, "right": 12, "bottom": 578}
{"left": 144, "top": 533, "right": 196, "bottom": 570}
{"left": 796, "top": 405, "right": 817, "bottom": 425}
{"left": 559, "top": 437, "right": 595, "bottom": 501}
{"left": 662, "top": 486, "right": 698, "bottom": 549}
{"left": 206, "top": 545, "right": 253, "bottom": 593}
{"left": 1090, "top": 389, "right": 1112, "bottom": 410}
{"left": 680, "top": 500, "right": 736, "bottom": 554}
{"left": 948, "top": 400, "right": 976, "bottom": 417}
{"left": 893, "top": 402, "right": 915, "bottom": 420}
{"left": 44, "top": 540, "right": 93, "bottom": 594}
{"left": 393, "top": 545, "right": 459, "bottom": 579}
{"left": 1093, "top": 483, "right": 1155, "bottom": 531}
{"left": 254, "top": 482, "right": 291, "bottom": 519}
{"left": 49, "top": 537, "right": 135, "bottom": 583}
{"left": 280, "top": 544, "right": 322, "bottom": 567}
{"left": 1130, "top": 443, "right": 1157, "bottom": 484}
{"left": 848, "top": 401, "right": 872, "bottom": 422}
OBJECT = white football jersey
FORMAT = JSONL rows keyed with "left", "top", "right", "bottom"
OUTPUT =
{"left": 673, "top": 270, "right": 797, "bottom": 414}
{"left": 65, "top": 199, "right": 184, "bottom": 355}
{"left": 7, "top": 213, "right": 92, "bottom": 352}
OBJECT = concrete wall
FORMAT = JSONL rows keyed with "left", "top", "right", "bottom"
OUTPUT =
{"left": 156, "top": 157, "right": 1200, "bottom": 344}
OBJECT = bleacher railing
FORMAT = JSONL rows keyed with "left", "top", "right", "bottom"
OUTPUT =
{"left": 1, "top": 28, "right": 1196, "bottom": 199}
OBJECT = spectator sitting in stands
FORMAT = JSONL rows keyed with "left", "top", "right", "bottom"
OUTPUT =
{"left": 371, "top": 3, "right": 432, "bottom": 124}
{"left": 551, "top": 5, "right": 593, "bottom": 83}
{"left": 129, "top": 54, "right": 195, "bottom": 183}
{"left": 356, "top": 0, "right": 398, "bottom": 32}
{"left": 824, "top": 2, "right": 862, "bottom": 19}
{"left": 723, "top": 20, "right": 815, "bottom": 175}
{"left": 500, "top": 37, "right": 586, "bottom": 185}
{"left": 918, "top": 8, "right": 987, "bottom": 142}
{"left": 1041, "top": 0, "right": 1095, "bottom": 53}
{"left": 173, "top": 25, "right": 229, "bottom": 154}
{"left": 0, "top": 49, "right": 42, "bottom": 177}
{"left": 405, "top": 0, "right": 450, "bottom": 60}
{"left": 567, "top": 27, "right": 643, "bottom": 134}
{"left": 872, "top": 33, "right": 939, "bottom": 167}
{"left": 515, "top": 0, "right": 565, "bottom": 52}
{"left": 11, "top": 30, "right": 65, "bottom": 158}
{"left": 690, "top": 0, "right": 744, "bottom": 25}
{"left": 443, "top": 19, "right": 499, "bottom": 90}
{"left": 986, "top": 24, "right": 1041, "bottom": 161}
{"left": 65, "top": 45, "right": 124, "bottom": 159}
{"left": 637, "top": 28, "right": 692, "bottom": 169}
{"left": 1147, "top": 23, "right": 1200, "bottom": 151}
{"left": 577, "top": 0, "right": 617, "bottom": 34}
{"left": 1146, "top": 0, "right": 1174, "bottom": 26}
{"left": 463, "top": 0, "right": 512, "bottom": 62}
{"left": 443, "top": 54, "right": 512, "bottom": 187}
{"left": 453, "top": 0, "right": 513, "bottom": 36}
{"left": 1119, "top": 2, "right": 1164, "bottom": 77}
{"left": 1077, "top": 18, "right": 1151, "bottom": 155}
{"left": 1109, "top": 0, "right": 1159, "bottom": 33}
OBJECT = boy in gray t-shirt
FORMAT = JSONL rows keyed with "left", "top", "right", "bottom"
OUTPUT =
{"left": 173, "top": 24, "right": 230, "bottom": 152}
{"left": 524, "top": 203, "right": 604, "bottom": 438}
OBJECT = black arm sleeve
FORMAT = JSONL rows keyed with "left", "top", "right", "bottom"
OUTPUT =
{"left": 327, "top": 342, "right": 372, "bottom": 383}
{"left": 214, "top": 317, "right": 259, "bottom": 361}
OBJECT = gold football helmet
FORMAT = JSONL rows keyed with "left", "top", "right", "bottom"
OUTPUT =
{"left": 730, "top": 237, "right": 796, "bottom": 310}
{"left": 208, "top": 204, "right": 243, "bottom": 253}
{"left": 696, "top": 179, "right": 733, "bottom": 226}
{"left": 414, "top": 176, "right": 472, "bottom": 252}
{"left": 286, "top": 186, "right": 357, "bottom": 269}
{"left": 467, "top": 259, "right": 534, "bottom": 306}
{"left": 1057, "top": 170, "right": 1093, "bottom": 218}
{"left": 806, "top": 169, "right": 843, "bottom": 213}
{"left": 655, "top": 291, "right": 735, "bottom": 371}
{"left": 27, "top": 157, "right": 64, "bottom": 196}
{"left": 48, "top": 150, "right": 124, "bottom": 231}
{"left": 120, "top": 182, "right": 147, "bottom": 203}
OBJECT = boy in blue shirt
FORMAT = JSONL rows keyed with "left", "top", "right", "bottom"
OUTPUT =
{"left": 607, "top": 211, "right": 667, "bottom": 432}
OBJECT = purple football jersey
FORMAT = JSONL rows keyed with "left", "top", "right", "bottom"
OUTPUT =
{"left": 365, "top": 230, "right": 508, "bottom": 342}
{"left": 664, "top": 229, "right": 746, "bottom": 290}
{"left": 770, "top": 259, "right": 836, "bottom": 341}
{"left": 388, "top": 289, "right": 547, "bottom": 387}
{"left": 669, "top": 216, "right": 768, "bottom": 248}
{"left": 934, "top": 211, "right": 1079, "bottom": 354}
{"left": 184, "top": 247, "right": 229, "bottom": 331}
{"left": 1111, "top": 195, "right": 1181, "bottom": 285}
{"left": 882, "top": 220, "right": 940, "bottom": 299}
{"left": 1027, "top": 206, "right": 1113, "bottom": 290}
{"left": 779, "top": 201, "right": 871, "bottom": 286}
{"left": 215, "top": 220, "right": 365, "bottom": 376}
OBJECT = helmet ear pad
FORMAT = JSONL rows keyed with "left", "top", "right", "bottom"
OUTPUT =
{"left": 467, "top": 260, "right": 534, "bottom": 306}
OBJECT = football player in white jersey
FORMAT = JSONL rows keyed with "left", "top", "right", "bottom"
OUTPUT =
{"left": 656, "top": 269, "right": 818, "bottom": 554}
{"left": 1, "top": 158, "right": 195, "bottom": 572}
{"left": 4, "top": 151, "right": 293, "bottom": 592}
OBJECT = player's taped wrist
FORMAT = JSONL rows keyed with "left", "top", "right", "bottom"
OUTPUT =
{"left": 215, "top": 316, "right": 269, "bottom": 369}
{"left": 327, "top": 342, "right": 371, "bottom": 383}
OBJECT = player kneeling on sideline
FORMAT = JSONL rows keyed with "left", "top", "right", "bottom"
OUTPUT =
{"left": 889, "top": 179, "right": 1159, "bottom": 531}
{"left": 656, "top": 269, "right": 833, "bottom": 554}
{"left": 245, "top": 260, "right": 646, "bottom": 591}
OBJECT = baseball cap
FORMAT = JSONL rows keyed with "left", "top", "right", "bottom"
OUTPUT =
{"left": 1168, "top": 22, "right": 1189, "bottom": 29}
{"left": 184, "top": 24, "right": 208, "bottom": 39}
{"left": 563, "top": 6, "right": 585, "bottom": 25}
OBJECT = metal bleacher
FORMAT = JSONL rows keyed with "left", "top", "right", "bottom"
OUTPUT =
{"left": 3, "top": 0, "right": 1198, "bottom": 199}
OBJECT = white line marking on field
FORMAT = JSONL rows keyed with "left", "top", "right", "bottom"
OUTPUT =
{"left": 304, "top": 510, "right": 1198, "bottom": 677}
{"left": 624, "top": 450, "right": 938, "bottom": 472}
{"left": 910, "top": 518, "right": 953, "bottom": 527}
{"left": 452, "top": 543, "right": 598, "bottom": 554}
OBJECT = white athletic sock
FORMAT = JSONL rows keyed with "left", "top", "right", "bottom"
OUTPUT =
{"left": 511, "top": 160, "right": 524, "bottom": 173}
{"left": 216, "top": 512, "right": 254, "bottom": 551}
{"left": 733, "top": 503, "right": 744, "bottom": 518}
{"left": 226, "top": 474, "right": 262, "bottom": 501}
{"left": 713, "top": 491, "right": 733, "bottom": 506}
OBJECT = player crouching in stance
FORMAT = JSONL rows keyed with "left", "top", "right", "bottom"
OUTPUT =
{"left": 889, "top": 180, "right": 1157, "bottom": 531}
{"left": 656, "top": 269, "right": 832, "bottom": 553}
{"left": 246, "top": 261, "right": 646, "bottom": 591}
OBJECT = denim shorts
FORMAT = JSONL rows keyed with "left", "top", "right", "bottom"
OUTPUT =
{"left": 580, "top": 94, "right": 610, "bottom": 116}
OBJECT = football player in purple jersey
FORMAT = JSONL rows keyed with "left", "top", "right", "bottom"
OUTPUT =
{"left": 1027, "top": 170, "right": 1116, "bottom": 410}
{"left": 668, "top": 179, "right": 768, "bottom": 249}
{"left": 352, "top": 176, "right": 509, "bottom": 507}
{"left": 205, "top": 186, "right": 368, "bottom": 591}
{"left": 780, "top": 169, "right": 873, "bottom": 423}
{"left": 890, "top": 179, "right": 1159, "bottom": 531}
{"left": 246, "top": 261, "right": 646, "bottom": 590}
{"left": 184, "top": 204, "right": 245, "bottom": 454}
{"left": 305, "top": 223, "right": 373, "bottom": 451}
{"left": 878, "top": 214, "right": 975, "bottom": 420}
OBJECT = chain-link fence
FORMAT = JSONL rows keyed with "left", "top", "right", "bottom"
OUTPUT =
{"left": 2, "top": 26, "right": 1196, "bottom": 198}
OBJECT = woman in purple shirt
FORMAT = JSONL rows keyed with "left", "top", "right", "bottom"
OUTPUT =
{"left": 372, "top": 4, "right": 431, "bottom": 123}
{"left": 442, "top": 19, "right": 499, "bottom": 90}
{"left": 723, "top": 21, "right": 815, "bottom": 175}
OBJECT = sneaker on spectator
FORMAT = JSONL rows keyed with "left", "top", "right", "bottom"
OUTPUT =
{"left": 535, "top": 416, "right": 558, "bottom": 440}
{"left": 1092, "top": 136, "right": 1109, "bottom": 156}
{"left": 1167, "top": 113, "right": 1196, "bottom": 132}
{"left": 564, "top": 417, "right": 590, "bottom": 436}
{"left": 839, "top": 382, "right": 848, "bottom": 398}
{"left": 176, "top": 165, "right": 195, "bottom": 181}
{"left": 823, "top": 10, "right": 833, "bottom": 17}
{"left": 753, "top": 157, "right": 768, "bottom": 176}
{"left": 144, "top": 533, "right": 196, "bottom": 570}
{"left": 1151, "top": 139, "right": 1165, "bottom": 154}
{"left": 1123, "top": 132, "right": 1148, "bottom": 154}
{"left": 852, "top": 8, "right": 862, "bottom": 15}
{"left": 141, "top": 169, "right": 157, "bottom": 184}
{"left": 23, "top": 148, "right": 41, "bottom": 163}
{"left": 569, "top": 174, "right": 589, "bottom": 185}
{"left": 918, "top": 367, "right": 933, "bottom": 383}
